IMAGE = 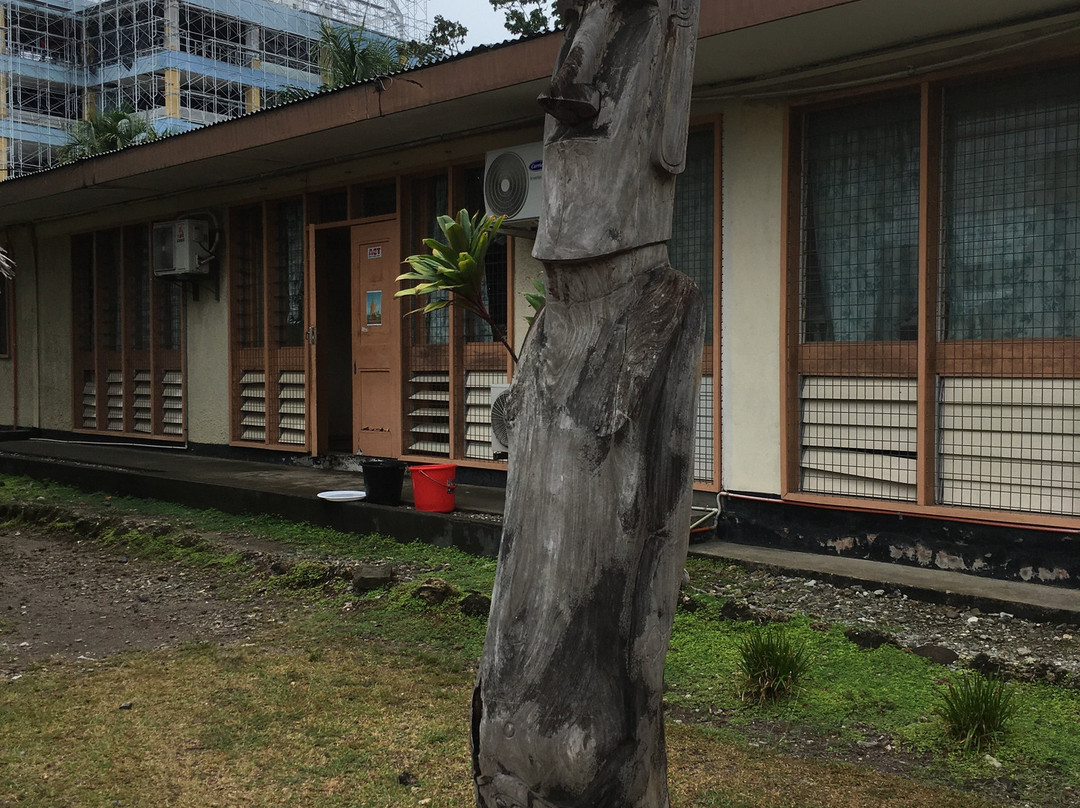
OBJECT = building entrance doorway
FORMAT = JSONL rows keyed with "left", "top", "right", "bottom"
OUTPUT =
{"left": 311, "top": 228, "right": 352, "bottom": 453}
{"left": 310, "top": 217, "right": 402, "bottom": 457}
{"left": 349, "top": 217, "right": 402, "bottom": 457}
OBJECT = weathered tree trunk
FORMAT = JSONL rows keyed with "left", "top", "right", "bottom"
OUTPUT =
{"left": 472, "top": 1, "right": 702, "bottom": 803}
{"left": 471, "top": 245, "right": 704, "bottom": 808}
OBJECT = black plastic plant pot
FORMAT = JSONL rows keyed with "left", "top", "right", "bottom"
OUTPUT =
{"left": 360, "top": 458, "right": 407, "bottom": 505}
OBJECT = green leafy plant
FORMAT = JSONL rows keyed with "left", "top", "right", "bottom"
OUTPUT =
{"left": 271, "top": 22, "right": 401, "bottom": 104}
{"left": 939, "top": 674, "right": 1018, "bottom": 753}
{"left": 488, "top": 0, "right": 558, "bottom": 36}
{"left": 735, "top": 625, "right": 811, "bottom": 705}
{"left": 524, "top": 276, "right": 546, "bottom": 325}
{"left": 397, "top": 209, "right": 518, "bottom": 361}
{"left": 400, "top": 15, "right": 469, "bottom": 65}
{"left": 57, "top": 105, "right": 159, "bottom": 163}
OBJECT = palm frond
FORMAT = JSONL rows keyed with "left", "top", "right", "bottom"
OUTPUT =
{"left": 57, "top": 105, "right": 159, "bottom": 163}
{"left": 0, "top": 246, "right": 14, "bottom": 280}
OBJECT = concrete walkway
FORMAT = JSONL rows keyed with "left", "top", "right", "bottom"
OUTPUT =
{"left": 0, "top": 436, "right": 1076, "bottom": 620}
{"left": 691, "top": 539, "right": 1080, "bottom": 620}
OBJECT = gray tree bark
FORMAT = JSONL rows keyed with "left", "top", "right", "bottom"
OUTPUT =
{"left": 472, "top": 249, "right": 703, "bottom": 807}
{"left": 472, "top": 1, "right": 703, "bottom": 805}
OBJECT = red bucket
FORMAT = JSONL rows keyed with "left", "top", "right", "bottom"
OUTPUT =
{"left": 409, "top": 464, "right": 457, "bottom": 513}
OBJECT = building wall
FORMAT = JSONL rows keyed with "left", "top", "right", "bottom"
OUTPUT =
{"left": 0, "top": 223, "right": 71, "bottom": 432}
{"left": 0, "top": 225, "right": 47, "bottom": 428}
{"left": 31, "top": 224, "right": 72, "bottom": 431}
{"left": 0, "top": 229, "right": 25, "bottom": 426}
{"left": 511, "top": 238, "right": 544, "bottom": 359}
{"left": 0, "top": 210, "right": 235, "bottom": 444}
{"left": 184, "top": 240, "right": 231, "bottom": 446}
{"left": 719, "top": 99, "right": 785, "bottom": 495}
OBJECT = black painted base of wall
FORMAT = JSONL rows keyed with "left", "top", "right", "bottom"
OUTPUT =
{"left": 718, "top": 493, "right": 1079, "bottom": 589}
{"left": 0, "top": 427, "right": 39, "bottom": 442}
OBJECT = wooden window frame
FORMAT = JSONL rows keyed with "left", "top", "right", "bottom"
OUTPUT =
{"left": 397, "top": 164, "right": 515, "bottom": 469}
{"left": 227, "top": 195, "right": 309, "bottom": 452}
{"left": 70, "top": 225, "right": 186, "bottom": 441}
{"left": 783, "top": 69, "right": 1080, "bottom": 529}
{"left": 682, "top": 119, "right": 723, "bottom": 491}
{"left": 0, "top": 276, "right": 13, "bottom": 360}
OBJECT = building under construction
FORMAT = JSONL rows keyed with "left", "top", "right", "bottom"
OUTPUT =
{"left": 0, "top": 0, "right": 426, "bottom": 178}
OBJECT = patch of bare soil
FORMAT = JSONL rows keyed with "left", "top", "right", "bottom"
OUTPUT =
{"left": 0, "top": 523, "right": 277, "bottom": 677}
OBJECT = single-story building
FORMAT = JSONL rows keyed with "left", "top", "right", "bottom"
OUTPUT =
{"left": 2, "top": 0, "right": 1080, "bottom": 585}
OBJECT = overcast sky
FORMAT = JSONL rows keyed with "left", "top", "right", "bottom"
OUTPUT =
{"left": 424, "top": 0, "right": 513, "bottom": 49}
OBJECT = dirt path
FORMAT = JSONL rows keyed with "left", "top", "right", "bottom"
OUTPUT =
{"left": 0, "top": 523, "right": 273, "bottom": 677}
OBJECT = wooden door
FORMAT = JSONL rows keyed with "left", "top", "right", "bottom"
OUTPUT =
{"left": 351, "top": 218, "right": 402, "bottom": 457}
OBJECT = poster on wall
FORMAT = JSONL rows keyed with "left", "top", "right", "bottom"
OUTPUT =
{"left": 366, "top": 291, "right": 383, "bottom": 326}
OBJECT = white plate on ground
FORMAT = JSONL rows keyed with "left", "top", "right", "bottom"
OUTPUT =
{"left": 317, "top": 490, "right": 367, "bottom": 502}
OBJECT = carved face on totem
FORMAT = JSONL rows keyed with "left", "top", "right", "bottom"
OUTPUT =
{"left": 532, "top": 0, "right": 700, "bottom": 262}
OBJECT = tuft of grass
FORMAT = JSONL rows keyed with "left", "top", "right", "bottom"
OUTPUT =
{"left": 274, "top": 559, "right": 333, "bottom": 590}
{"left": 938, "top": 674, "right": 1018, "bottom": 753}
{"left": 735, "top": 625, "right": 811, "bottom": 705}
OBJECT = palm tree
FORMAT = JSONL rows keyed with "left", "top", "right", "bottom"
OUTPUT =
{"left": 57, "top": 105, "right": 159, "bottom": 163}
{"left": 319, "top": 22, "right": 400, "bottom": 86}
{"left": 270, "top": 23, "right": 401, "bottom": 105}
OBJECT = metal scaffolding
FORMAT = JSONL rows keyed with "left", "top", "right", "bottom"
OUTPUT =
{"left": 0, "top": 0, "right": 427, "bottom": 177}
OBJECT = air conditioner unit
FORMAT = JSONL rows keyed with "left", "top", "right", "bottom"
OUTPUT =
{"left": 489, "top": 383, "right": 511, "bottom": 458}
{"left": 484, "top": 143, "right": 543, "bottom": 236}
{"left": 153, "top": 219, "right": 211, "bottom": 277}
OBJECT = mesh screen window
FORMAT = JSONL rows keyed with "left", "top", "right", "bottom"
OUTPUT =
{"left": 798, "top": 98, "right": 920, "bottom": 502}
{"left": 670, "top": 128, "right": 716, "bottom": 483}
{"left": 939, "top": 67, "right": 1080, "bottom": 516}
{"left": 794, "top": 68, "right": 1080, "bottom": 516}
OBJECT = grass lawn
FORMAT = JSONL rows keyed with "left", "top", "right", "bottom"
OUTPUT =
{"left": 1, "top": 476, "right": 1077, "bottom": 807}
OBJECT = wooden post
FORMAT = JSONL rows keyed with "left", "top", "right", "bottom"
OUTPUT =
{"left": 472, "top": 2, "right": 703, "bottom": 805}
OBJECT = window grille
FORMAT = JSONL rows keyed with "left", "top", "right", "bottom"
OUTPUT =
{"left": 798, "top": 97, "right": 921, "bottom": 501}
{"left": 273, "top": 198, "right": 305, "bottom": 349}
{"left": 0, "top": 280, "right": 11, "bottom": 358}
{"left": 232, "top": 206, "right": 264, "bottom": 350}
{"left": 402, "top": 167, "right": 514, "bottom": 463}
{"left": 70, "top": 225, "right": 184, "bottom": 439}
{"left": 670, "top": 127, "right": 717, "bottom": 483}
{"left": 803, "top": 99, "right": 921, "bottom": 344}
{"left": 939, "top": 67, "right": 1080, "bottom": 516}
{"left": 229, "top": 198, "right": 307, "bottom": 450}
{"left": 405, "top": 173, "right": 452, "bottom": 457}
{"left": 157, "top": 281, "right": 183, "bottom": 352}
{"left": 793, "top": 67, "right": 1080, "bottom": 518}
{"left": 460, "top": 166, "right": 511, "bottom": 461}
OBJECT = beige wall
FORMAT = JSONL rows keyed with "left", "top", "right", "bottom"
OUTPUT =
{"left": 32, "top": 224, "right": 73, "bottom": 432}
{"left": 0, "top": 223, "right": 72, "bottom": 432}
{"left": 183, "top": 239, "right": 231, "bottom": 446}
{"left": 720, "top": 100, "right": 785, "bottom": 495}
{"left": 511, "top": 236, "right": 544, "bottom": 358}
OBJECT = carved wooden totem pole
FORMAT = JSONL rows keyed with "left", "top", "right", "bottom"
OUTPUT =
{"left": 472, "top": 1, "right": 703, "bottom": 806}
